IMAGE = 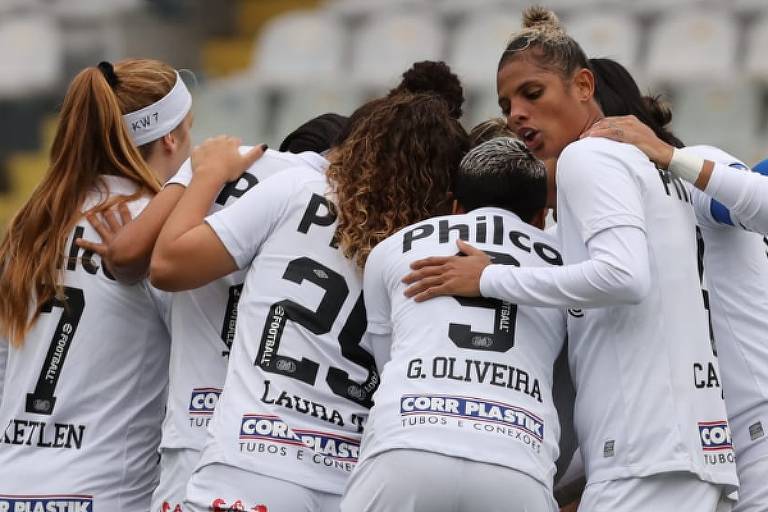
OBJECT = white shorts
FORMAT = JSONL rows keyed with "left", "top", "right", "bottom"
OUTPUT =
{"left": 184, "top": 463, "right": 341, "bottom": 512}
{"left": 579, "top": 472, "right": 732, "bottom": 512}
{"left": 340, "top": 449, "right": 558, "bottom": 512}
{"left": 733, "top": 455, "right": 768, "bottom": 512}
{"left": 151, "top": 448, "right": 201, "bottom": 512}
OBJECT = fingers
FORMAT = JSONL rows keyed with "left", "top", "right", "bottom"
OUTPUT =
{"left": 402, "top": 264, "right": 449, "bottom": 285}
{"left": 86, "top": 212, "right": 115, "bottom": 242}
{"left": 456, "top": 239, "right": 483, "bottom": 256}
{"left": 403, "top": 275, "right": 445, "bottom": 299}
{"left": 102, "top": 209, "right": 122, "bottom": 233}
{"left": 412, "top": 283, "right": 452, "bottom": 303}
{"left": 117, "top": 202, "right": 132, "bottom": 226}
{"left": 242, "top": 143, "right": 268, "bottom": 169}
{"left": 408, "top": 256, "right": 452, "bottom": 271}
{"left": 75, "top": 238, "right": 108, "bottom": 256}
{"left": 580, "top": 127, "right": 622, "bottom": 142}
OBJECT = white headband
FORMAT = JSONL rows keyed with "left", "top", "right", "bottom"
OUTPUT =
{"left": 122, "top": 71, "right": 192, "bottom": 146}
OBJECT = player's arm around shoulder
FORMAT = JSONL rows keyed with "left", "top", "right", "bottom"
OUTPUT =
{"left": 150, "top": 137, "right": 266, "bottom": 291}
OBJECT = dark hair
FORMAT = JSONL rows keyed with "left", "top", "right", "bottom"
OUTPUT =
{"left": 590, "top": 58, "right": 684, "bottom": 148}
{"left": 334, "top": 60, "right": 464, "bottom": 147}
{"left": 279, "top": 113, "right": 348, "bottom": 154}
{"left": 469, "top": 118, "right": 516, "bottom": 147}
{"left": 390, "top": 60, "right": 465, "bottom": 119}
{"left": 455, "top": 137, "right": 547, "bottom": 222}
{"left": 327, "top": 92, "right": 470, "bottom": 268}
{"left": 498, "top": 6, "right": 591, "bottom": 80}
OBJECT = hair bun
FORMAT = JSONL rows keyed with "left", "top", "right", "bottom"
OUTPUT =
{"left": 391, "top": 60, "right": 464, "bottom": 119}
{"left": 522, "top": 6, "right": 561, "bottom": 30}
{"left": 642, "top": 95, "right": 673, "bottom": 127}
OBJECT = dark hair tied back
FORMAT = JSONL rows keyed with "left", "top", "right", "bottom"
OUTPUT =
{"left": 97, "top": 61, "right": 120, "bottom": 89}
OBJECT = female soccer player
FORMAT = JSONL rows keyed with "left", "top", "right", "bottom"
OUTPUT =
{"left": 584, "top": 57, "right": 768, "bottom": 512}
{"left": 342, "top": 137, "right": 564, "bottom": 512}
{"left": 150, "top": 92, "right": 468, "bottom": 512}
{"left": 402, "top": 8, "right": 736, "bottom": 511}
{"left": 0, "top": 58, "right": 192, "bottom": 512}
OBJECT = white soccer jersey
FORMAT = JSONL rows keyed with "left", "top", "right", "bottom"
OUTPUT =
{"left": 685, "top": 145, "right": 768, "bottom": 469}
{"left": 0, "top": 176, "right": 171, "bottom": 512}
{"left": 0, "top": 336, "right": 7, "bottom": 406}
{"left": 556, "top": 138, "right": 736, "bottom": 489}
{"left": 159, "top": 149, "right": 325, "bottom": 453}
{"left": 360, "top": 208, "right": 566, "bottom": 489}
{"left": 197, "top": 164, "right": 379, "bottom": 495}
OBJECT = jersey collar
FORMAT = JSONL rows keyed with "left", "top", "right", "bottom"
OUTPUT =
{"left": 295, "top": 151, "right": 330, "bottom": 174}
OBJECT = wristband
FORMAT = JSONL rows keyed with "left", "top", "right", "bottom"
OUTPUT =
{"left": 667, "top": 148, "right": 705, "bottom": 184}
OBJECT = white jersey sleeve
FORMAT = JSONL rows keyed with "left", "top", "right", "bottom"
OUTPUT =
{"left": 480, "top": 225, "right": 649, "bottom": 307}
{"left": 205, "top": 169, "right": 293, "bottom": 269}
{"left": 362, "top": 247, "right": 396, "bottom": 369}
{"left": 362, "top": 242, "right": 392, "bottom": 336}
{"left": 479, "top": 140, "right": 651, "bottom": 308}
{"left": 696, "top": 150, "right": 768, "bottom": 234}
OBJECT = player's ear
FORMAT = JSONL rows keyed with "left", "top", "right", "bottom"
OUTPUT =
{"left": 452, "top": 199, "right": 465, "bottom": 215}
{"left": 530, "top": 207, "right": 547, "bottom": 230}
{"left": 160, "top": 131, "right": 177, "bottom": 154}
{"left": 573, "top": 67, "right": 595, "bottom": 103}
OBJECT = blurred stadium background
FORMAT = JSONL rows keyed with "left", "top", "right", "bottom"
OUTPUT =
{"left": 1, "top": 0, "right": 768, "bottom": 229}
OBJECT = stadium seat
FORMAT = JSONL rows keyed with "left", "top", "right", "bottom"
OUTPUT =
{"left": 465, "top": 87, "right": 505, "bottom": 130}
{"left": 47, "top": 0, "right": 142, "bottom": 20}
{"left": 733, "top": 0, "right": 768, "bottom": 13}
{"left": 566, "top": 12, "right": 639, "bottom": 70}
{"left": 271, "top": 84, "right": 364, "bottom": 147}
{"left": 0, "top": 14, "right": 62, "bottom": 98}
{"left": 669, "top": 81, "right": 762, "bottom": 160}
{"left": 745, "top": 16, "right": 768, "bottom": 81}
{"left": 450, "top": 9, "right": 520, "bottom": 90}
{"left": 190, "top": 75, "right": 270, "bottom": 146}
{"left": 0, "top": 0, "right": 40, "bottom": 13}
{"left": 351, "top": 12, "right": 444, "bottom": 90}
{"left": 325, "top": 0, "right": 434, "bottom": 17}
{"left": 250, "top": 10, "right": 345, "bottom": 88}
{"left": 645, "top": 12, "right": 738, "bottom": 84}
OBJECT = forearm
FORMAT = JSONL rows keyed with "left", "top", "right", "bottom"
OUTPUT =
{"left": 151, "top": 173, "right": 229, "bottom": 289}
{"left": 480, "top": 226, "right": 650, "bottom": 308}
{"left": 704, "top": 163, "right": 768, "bottom": 233}
{"left": 107, "top": 186, "right": 184, "bottom": 284}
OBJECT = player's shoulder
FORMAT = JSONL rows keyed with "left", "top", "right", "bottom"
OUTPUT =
{"left": 245, "top": 148, "right": 328, "bottom": 177}
{"left": 682, "top": 144, "right": 748, "bottom": 169}
{"left": 558, "top": 137, "right": 645, "bottom": 182}
{"left": 560, "top": 136, "right": 644, "bottom": 162}
{"left": 83, "top": 175, "right": 150, "bottom": 214}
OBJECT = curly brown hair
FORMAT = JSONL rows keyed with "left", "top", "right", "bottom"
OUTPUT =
{"left": 327, "top": 92, "right": 469, "bottom": 268}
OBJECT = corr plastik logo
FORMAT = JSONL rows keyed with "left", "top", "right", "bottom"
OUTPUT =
{"left": 0, "top": 494, "right": 93, "bottom": 512}
{"left": 188, "top": 387, "right": 222, "bottom": 415}
{"left": 210, "top": 499, "right": 267, "bottom": 512}
{"left": 239, "top": 414, "right": 360, "bottom": 461}
{"left": 400, "top": 394, "right": 544, "bottom": 441}
{"left": 699, "top": 420, "right": 733, "bottom": 451}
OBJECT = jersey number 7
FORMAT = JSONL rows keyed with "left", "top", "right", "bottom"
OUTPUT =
{"left": 25, "top": 286, "right": 85, "bottom": 415}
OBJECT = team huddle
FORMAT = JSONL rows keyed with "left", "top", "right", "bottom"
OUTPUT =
{"left": 1, "top": 6, "right": 767, "bottom": 512}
